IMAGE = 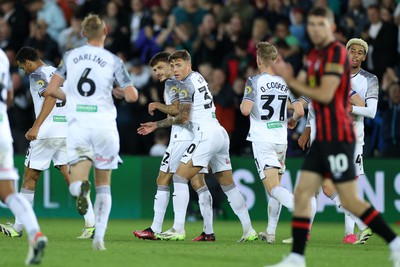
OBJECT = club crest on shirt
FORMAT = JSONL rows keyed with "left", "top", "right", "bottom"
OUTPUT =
{"left": 179, "top": 88, "right": 189, "bottom": 98}
{"left": 245, "top": 86, "right": 252, "bottom": 95}
{"left": 36, "top": 79, "right": 45, "bottom": 88}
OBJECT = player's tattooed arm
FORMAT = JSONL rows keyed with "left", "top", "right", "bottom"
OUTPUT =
{"left": 156, "top": 102, "right": 191, "bottom": 128}
{"left": 149, "top": 100, "right": 179, "bottom": 116}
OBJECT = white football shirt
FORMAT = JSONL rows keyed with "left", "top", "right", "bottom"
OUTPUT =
{"left": 56, "top": 44, "right": 132, "bottom": 129}
{"left": 0, "top": 48, "right": 13, "bottom": 141}
{"left": 179, "top": 71, "right": 220, "bottom": 132}
{"left": 351, "top": 69, "right": 379, "bottom": 145}
{"left": 30, "top": 65, "right": 67, "bottom": 139}
{"left": 243, "top": 72, "right": 298, "bottom": 144}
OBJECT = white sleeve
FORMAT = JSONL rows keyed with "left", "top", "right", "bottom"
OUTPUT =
{"left": 351, "top": 98, "right": 378, "bottom": 119}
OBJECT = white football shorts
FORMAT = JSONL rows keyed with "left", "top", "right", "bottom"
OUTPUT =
{"left": 25, "top": 138, "right": 67, "bottom": 170}
{"left": 67, "top": 124, "right": 120, "bottom": 170}
{"left": 251, "top": 142, "right": 287, "bottom": 179}
{"left": 180, "top": 126, "right": 232, "bottom": 173}
{"left": 160, "top": 140, "right": 207, "bottom": 174}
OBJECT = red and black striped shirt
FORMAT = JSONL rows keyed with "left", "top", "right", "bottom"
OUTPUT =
{"left": 305, "top": 41, "right": 355, "bottom": 143}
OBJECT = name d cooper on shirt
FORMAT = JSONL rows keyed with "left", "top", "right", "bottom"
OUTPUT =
{"left": 73, "top": 54, "right": 107, "bottom": 68}
{"left": 260, "top": 82, "right": 289, "bottom": 93}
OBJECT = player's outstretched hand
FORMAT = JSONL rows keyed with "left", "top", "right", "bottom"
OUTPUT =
{"left": 25, "top": 126, "right": 39, "bottom": 140}
{"left": 137, "top": 122, "right": 157, "bottom": 135}
{"left": 148, "top": 102, "right": 159, "bottom": 116}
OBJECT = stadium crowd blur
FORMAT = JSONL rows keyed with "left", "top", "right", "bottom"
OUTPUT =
{"left": 2, "top": 0, "right": 400, "bottom": 158}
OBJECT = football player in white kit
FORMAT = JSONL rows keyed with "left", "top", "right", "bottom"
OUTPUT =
{"left": 139, "top": 50, "right": 258, "bottom": 242}
{"left": 0, "top": 48, "right": 47, "bottom": 265}
{"left": 0, "top": 47, "right": 96, "bottom": 240}
{"left": 134, "top": 52, "right": 214, "bottom": 241}
{"left": 240, "top": 42, "right": 306, "bottom": 244}
{"left": 46, "top": 14, "right": 138, "bottom": 250}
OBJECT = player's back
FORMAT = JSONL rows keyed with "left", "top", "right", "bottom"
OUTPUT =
{"left": 165, "top": 78, "right": 193, "bottom": 141}
{"left": 58, "top": 44, "right": 131, "bottom": 129}
{"left": 30, "top": 65, "right": 66, "bottom": 139}
{"left": 351, "top": 68, "right": 379, "bottom": 144}
{"left": 180, "top": 71, "right": 219, "bottom": 132}
{"left": 245, "top": 72, "right": 292, "bottom": 144}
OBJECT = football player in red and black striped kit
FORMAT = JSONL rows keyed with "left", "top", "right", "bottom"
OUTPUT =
{"left": 267, "top": 6, "right": 400, "bottom": 267}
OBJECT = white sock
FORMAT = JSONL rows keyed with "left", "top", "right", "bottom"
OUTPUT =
{"left": 333, "top": 195, "right": 366, "bottom": 234}
{"left": 266, "top": 197, "right": 281, "bottom": 235}
{"left": 93, "top": 186, "right": 112, "bottom": 243}
{"left": 270, "top": 186, "right": 294, "bottom": 210}
{"left": 84, "top": 196, "right": 95, "bottom": 228}
{"left": 222, "top": 184, "right": 253, "bottom": 234}
{"left": 389, "top": 236, "right": 400, "bottom": 251}
{"left": 150, "top": 185, "right": 170, "bottom": 233}
{"left": 344, "top": 212, "right": 355, "bottom": 236}
{"left": 171, "top": 174, "right": 189, "bottom": 233}
{"left": 69, "top": 181, "right": 82, "bottom": 197}
{"left": 197, "top": 186, "right": 214, "bottom": 234}
{"left": 310, "top": 196, "right": 317, "bottom": 227}
{"left": 14, "top": 188, "right": 35, "bottom": 232}
{"left": 6, "top": 193, "right": 40, "bottom": 241}
{"left": 288, "top": 253, "right": 306, "bottom": 264}
{"left": 353, "top": 215, "right": 368, "bottom": 231}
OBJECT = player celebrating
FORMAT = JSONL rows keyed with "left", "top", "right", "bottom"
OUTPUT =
{"left": 133, "top": 52, "right": 213, "bottom": 241}
{"left": 139, "top": 50, "right": 258, "bottom": 242}
{"left": 0, "top": 47, "right": 95, "bottom": 240}
{"left": 267, "top": 6, "right": 400, "bottom": 267}
{"left": 240, "top": 42, "right": 306, "bottom": 244}
{"left": 47, "top": 14, "right": 138, "bottom": 250}
{"left": 0, "top": 47, "right": 47, "bottom": 265}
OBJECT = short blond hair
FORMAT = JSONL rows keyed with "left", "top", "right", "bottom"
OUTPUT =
{"left": 256, "top": 42, "right": 278, "bottom": 66}
{"left": 81, "top": 14, "right": 105, "bottom": 39}
{"left": 346, "top": 38, "right": 368, "bottom": 54}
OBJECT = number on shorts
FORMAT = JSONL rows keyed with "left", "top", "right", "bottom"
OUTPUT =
{"left": 328, "top": 153, "right": 349, "bottom": 173}
{"left": 162, "top": 152, "right": 170, "bottom": 164}
{"left": 78, "top": 68, "right": 96, "bottom": 97}
{"left": 355, "top": 154, "right": 362, "bottom": 165}
{"left": 186, "top": 144, "right": 196, "bottom": 154}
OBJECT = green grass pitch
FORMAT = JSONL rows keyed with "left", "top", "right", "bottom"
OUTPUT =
{"left": 0, "top": 218, "right": 398, "bottom": 267}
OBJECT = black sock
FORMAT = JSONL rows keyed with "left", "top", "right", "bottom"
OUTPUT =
{"left": 360, "top": 207, "right": 396, "bottom": 243}
{"left": 292, "top": 217, "right": 310, "bottom": 255}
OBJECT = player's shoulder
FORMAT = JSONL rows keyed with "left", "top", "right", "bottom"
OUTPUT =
{"left": 359, "top": 69, "right": 378, "bottom": 81}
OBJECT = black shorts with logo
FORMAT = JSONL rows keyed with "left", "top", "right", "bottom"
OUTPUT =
{"left": 302, "top": 140, "right": 356, "bottom": 183}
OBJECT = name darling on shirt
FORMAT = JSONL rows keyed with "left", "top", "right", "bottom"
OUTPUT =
{"left": 72, "top": 53, "right": 107, "bottom": 113}
{"left": 72, "top": 53, "right": 107, "bottom": 67}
